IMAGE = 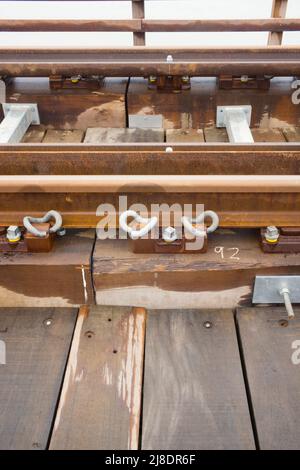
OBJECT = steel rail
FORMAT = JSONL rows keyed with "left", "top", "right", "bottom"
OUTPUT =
{"left": 0, "top": 46, "right": 299, "bottom": 77}
{"left": 0, "top": 175, "right": 299, "bottom": 192}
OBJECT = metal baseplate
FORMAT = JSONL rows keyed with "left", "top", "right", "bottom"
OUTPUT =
{"left": 253, "top": 276, "right": 300, "bottom": 320}
{"left": 2, "top": 103, "right": 40, "bottom": 125}
{"left": 216, "top": 105, "right": 252, "bottom": 128}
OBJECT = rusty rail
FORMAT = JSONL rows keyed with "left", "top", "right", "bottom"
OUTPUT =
{"left": 0, "top": 174, "right": 299, "bottom": 229}
{"left": 0, "top": 46, "right": 299, "bottom": 77}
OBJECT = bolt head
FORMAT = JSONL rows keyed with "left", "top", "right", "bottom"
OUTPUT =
{"left": 163, "top": 226, "right": 178, "bottom": 243}
{"left": 6, "top": 225, "right": 21, "bottom": 243}
{"left": 265, "top": 226, "right": 280, "bottom": 243}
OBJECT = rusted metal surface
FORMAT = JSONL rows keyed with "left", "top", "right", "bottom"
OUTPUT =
{"left": 1, "top": 47, "right": 299, "bottom": 77}
{"left": 261, "top": 227, "right": 300, "bottom": 253}
{"left": 1, "top": 144, "right": 300, "bottom": 175}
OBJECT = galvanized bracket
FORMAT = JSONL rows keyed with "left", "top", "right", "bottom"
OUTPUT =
{"left": 0, "top": 103, "right": 40, "bottom": 144}
{"left": 128, "top": 114, "right": 163, "bottom": 129}
{"left": 253, "top": 275, "right": 300, "bottom": 320}
{"left": 216, "top": 105, "right": 254, "bottom": 143}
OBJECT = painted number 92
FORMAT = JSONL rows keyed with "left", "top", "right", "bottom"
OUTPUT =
{"left": 214, "top": 246, "right": 240, "bottom": 261}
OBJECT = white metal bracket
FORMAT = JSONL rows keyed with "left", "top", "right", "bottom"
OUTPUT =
{"left": 0, "top": 103, "right": 40, "bottom": 144}
{"left": 253, "top": 275, "right": 300, "bottom": 320}
{"left": 216, "top": 105, "right": 254, "bottom": 143}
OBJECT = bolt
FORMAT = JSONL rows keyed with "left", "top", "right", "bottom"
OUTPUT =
{"left": 57, "top": 227, "right": 66, "bottom": 237}
{"left": 149, "top": 75, "right": 157, "bottom": 83}
{"left": 166, "top": 54, "right": 174, "bottom": 63}
{"left": 70, "top": 75, "right": 81, "bottom": 83}
{"left": 203, "top": 321, "right": 213, "bottom": 329}
{"left": 163, "top": 226, "right": 178, "bottom": 243}
{"left": 43, "top": 318, "right": 52, "bottom": 327}
{"left": 6, "top": 226, "right": 21, "bottom": 244}
{"left": 182, "top": 76, "right": 190, "bottom": 83}
{"left": 165, "top": 146, "right": 173, "bottom": 153}
{"left": 265, "top": 226, "right": 280, "bottom": 244}
{"left": 241, "top": 75, "right": 249, "bottom": 83}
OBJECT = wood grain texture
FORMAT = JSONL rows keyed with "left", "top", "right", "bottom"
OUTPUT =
{"left": 0, "top": 229, "right": 95, "bottom": 307}
{"left": 50, "top": 306, "right": 146, "bottom": 450}
{"left": 237, "top": 307, "right": 300, "bottom": 450}
{"left": 283, "top": 127, "right": 300, "bottom": 142}
{"left": 43, "top": 129, "right": 84, "bottom": 143}
{"left": 84, "top": 127, "right": 164, "bottom": 143}
{"left": 0, "top": 307, "right": 77, "bottom": 450}
{"left": 166, "top": 128, "right": 204, "bottom": 143}
{"left": 21, "top": 126, "right": 46, "bottom": 143}
{"left": 268, "top": 0, "right": 288, "bottom": 45}
{"left": 142, "top": 309, "right": 255, "bottom": 450}
{"left": 93, "top": 230, "right": 300, "bottom": 309}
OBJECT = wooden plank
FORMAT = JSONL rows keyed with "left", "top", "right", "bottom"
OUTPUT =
{"left": 204, "top": 127, "right": 229, "bottom": 142}
{"left": 268, "top": 0, "right": 288, "bottom": 45}
{"left": 132, "top": 0, "right": 145, "bottom": 46}
{"left": 22, "top": 126, "right": 46, "bottom": 143}
{"left": 84, "top": 127, "right": 164, "bottom": 143}
{"left": 0, "top": 229, "right": 95, "bottom": 308}
{"left": 50, "top": 305, "right": 146, "bottom": 450}
{"left": 205, "top": 128, "right": 286, "bottom": 143}
{"left": 283, "top": 127, "right": 300, "bottom": 142}
{"left": 43, "top": 129, "right": 84, "bottom": 143}
{"left": 0, "top": 307, "right": 77, "bottom": 450}
{"left": 93, "top": 230, "right": 300, "bottom": 310}
{"left": 237, "top": 307, "right": 300, "bottom": 450}
{"left": 142, "top": 309, "right": 255, "bottom": 450}
{"left": 251, "top": 128, "right": 286, "bottom": 142}
{"left": 166, "top": 129, "right": 204, "bottom": 143}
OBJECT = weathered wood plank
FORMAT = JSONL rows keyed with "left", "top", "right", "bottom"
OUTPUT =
{"left": 0, "top": 307, "right": 77, "bottom": 450}
{"left": 237, "top": 307, "right": 300, "bottom": 450}
{"left": 283, "top": 127, "right": 300, "bottom": 142}
{"left": 0, "top": 229, "right": 95, "bottom": 308}
{"left": 166, "top": 128, "right": 204, "bottom": 143}
{"left": 204, "top": 127, "right": 229, "bottom": 142}
{"left": 22, "top": 126, "right": 46, "bottom": 143}
{"left": 84, "top": 127, "right": 164, "bottom": 143}
{"left": 50, "top": 306, "right": 146, "bottom": 450}
{"left": 268, "top": 0, "right": 288, "bottom": 45}
{"left": 93, "top": 230, "right": 300, "bottom": 310}
{"left": 251, "top": 128, "right": 286, "bottom": 142}
{"left": 142, "top": 309, "right": 255, "bottom": 450}
{"left": 43, "top": 129, "right": 84, "bottom": 143}
{"left": 205, "top": 127, "right": 286, "bottom": 143}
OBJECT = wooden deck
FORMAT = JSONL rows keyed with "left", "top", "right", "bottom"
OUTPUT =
{"left": 0, "top": 305, "right": 299, "bottom": 450}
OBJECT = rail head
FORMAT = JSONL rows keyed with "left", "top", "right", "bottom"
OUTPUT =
{"left": 0, "top": 175, "right": 299, "bottom": 193}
